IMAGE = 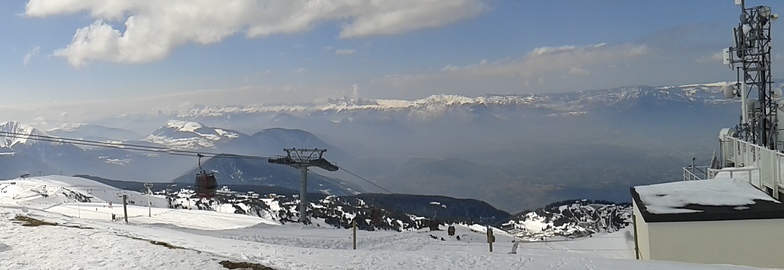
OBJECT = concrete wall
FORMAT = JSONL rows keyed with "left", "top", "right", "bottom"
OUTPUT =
{"left": 647, "top": 218, "right": 784, "bottom": 268}
{"left": 632, "top": 201, "right": 650, "bottom": 260}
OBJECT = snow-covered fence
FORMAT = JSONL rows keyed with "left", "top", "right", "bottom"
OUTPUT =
{"left": 720, "top": 137, "right": 783, "bottom": 198}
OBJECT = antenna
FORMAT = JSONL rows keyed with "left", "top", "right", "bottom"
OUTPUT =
{"left": 268, "top": 148, "right": 339, "bottom": 223}
{"left": 726, "top": 0, "right": 779, "bottom": 150}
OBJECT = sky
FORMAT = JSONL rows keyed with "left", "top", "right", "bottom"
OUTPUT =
{"left": 2, "top": 0, "right": 784, "bottom": 124}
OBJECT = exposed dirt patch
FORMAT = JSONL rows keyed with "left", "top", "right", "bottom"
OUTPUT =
{"left": 12, "top": 215, "right": 94, "bottom": 229}
{"left": 122, "top": 235, "right": 191, "bottom": 250}
{"left": 149, "top": 240, "right": 185, "bottom": 249}
{"left": 13, "top": 215, "right": 58, "bottom": 227}
{"left": 219, "top": 260, "right": 274, "bottom": 270}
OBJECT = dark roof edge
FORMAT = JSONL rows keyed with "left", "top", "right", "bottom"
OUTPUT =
{"left": 631, "top": 186, "right": 784, "bottom": 223}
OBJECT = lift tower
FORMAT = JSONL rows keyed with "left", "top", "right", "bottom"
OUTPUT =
{"left": 725, "top": 0, "right": 779, "bottom": 149}
{"left": 268, "top": 148, "right": 338, "bottom": 223}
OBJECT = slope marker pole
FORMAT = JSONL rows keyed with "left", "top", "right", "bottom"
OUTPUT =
{"left": 122, "top": 194, "right": 129, "bottom": 223}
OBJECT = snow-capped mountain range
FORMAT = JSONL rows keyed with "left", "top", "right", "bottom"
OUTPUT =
{"left": 163, "top": 83, "right": 743, "bottom": 119}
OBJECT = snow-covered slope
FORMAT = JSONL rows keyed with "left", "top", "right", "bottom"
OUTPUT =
{"left": 0, "top": 175, "right": 167, "bottom": 207}
{"left": 0, "top": 205, "right": 766, "bottom": 269}
{"left": 0, "top": 175, "right": 770, "bottom": 269}
{"left": 0, "top": 175, "right": 272, "bottom": 231}
{"left": 502, "top": 199, "right": 632, "bottom": 240}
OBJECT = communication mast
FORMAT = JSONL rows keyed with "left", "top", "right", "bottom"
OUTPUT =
{"left": 723, "top": 0, "right": 779, "bottom": 149}
{"left": 268, "top": 148, "right": 338, "bottom": 223}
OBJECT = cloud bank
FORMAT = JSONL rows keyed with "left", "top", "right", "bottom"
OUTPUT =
{"left": 371, "top": 43, "right": 660, "bottom": 97}
{"left": 25, "top": 0, "right": 486, "bottom": 67}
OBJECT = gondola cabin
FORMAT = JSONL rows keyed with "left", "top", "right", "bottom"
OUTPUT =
{"left": 195, "top": 171, "right": 217, "bottom": 198}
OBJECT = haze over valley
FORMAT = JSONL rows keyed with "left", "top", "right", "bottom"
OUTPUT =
{"left": 0, "top": 82, "right": 750, "bottom": 212}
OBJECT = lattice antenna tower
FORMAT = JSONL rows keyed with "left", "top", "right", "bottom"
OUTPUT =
{"left": 268, "top": 148, "right": 338, "bottom": 223}
{"left": 723, "top": 0, "right": 779, "bottom": 149}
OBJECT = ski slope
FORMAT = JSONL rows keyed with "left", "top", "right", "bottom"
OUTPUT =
{"left": 0, "top": 176, "right": 772, "bottom": 269}
{"left": 0, "top": 175, "right": 168, "bottom": 207}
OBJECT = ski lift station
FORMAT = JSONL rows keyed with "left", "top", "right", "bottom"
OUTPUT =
{"left": 631, "top": 1, "right": 784, "bottom": 268}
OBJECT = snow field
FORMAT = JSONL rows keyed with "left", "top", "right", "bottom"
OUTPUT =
{"left": 0, "top": 175, "right": 773, "bottom": 269}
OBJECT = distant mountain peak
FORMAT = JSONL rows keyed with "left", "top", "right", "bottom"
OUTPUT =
{"left": 142, "top": 120, "right": 247, "bottom": 150}
{"left": 0, "top": 121, "right": 47, "bottom": 148}
{"left": 165, "top": 120, "right": 206, "bottom": 133}
{"left": 50, "top": 122, "right": 85, "bottom": 132}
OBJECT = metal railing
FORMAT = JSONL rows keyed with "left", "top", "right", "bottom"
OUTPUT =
{"left": 683, "top": 165, "right": 711, "bottom": 181}
{"left": 720, "top": 137, "right": 783, "bottom": 198}
{"left": 683, "top": 166, "right": 736, "bottom": 181}
{"left": 712, "top": 167, "right": 757, "bottom": 186}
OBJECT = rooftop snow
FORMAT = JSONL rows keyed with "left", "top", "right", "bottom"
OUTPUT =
{"left": 636, "top": 178, "right": 776, "bottom": 214}
{"left": 632, "top": 177, "right": 784, "bottom": 222}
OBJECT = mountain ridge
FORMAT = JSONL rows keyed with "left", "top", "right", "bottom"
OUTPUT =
{"left": 152, "top": 83, "right": 741, "bottom": 119}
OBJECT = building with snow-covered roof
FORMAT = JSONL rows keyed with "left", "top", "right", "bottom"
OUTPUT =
{"left": 630, "top": 177, "right": 784, "bottom": 268}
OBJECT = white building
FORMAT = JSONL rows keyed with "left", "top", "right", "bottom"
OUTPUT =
{"left": 631, "top": 175, "right": 784, "bottom": 268}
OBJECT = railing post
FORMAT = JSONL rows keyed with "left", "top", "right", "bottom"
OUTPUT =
{"left": 775, "top": 154, "right": 779, "bottom": 192}
{"left": 775, "top": 153, "right": 782, "bottom": 198}
{"left": 691, "top": 158, "right": 696, "bottom": 180}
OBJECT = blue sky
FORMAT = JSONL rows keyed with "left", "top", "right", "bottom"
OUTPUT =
{"left": 2, "top": 0, "right": 783, "bottom": 124}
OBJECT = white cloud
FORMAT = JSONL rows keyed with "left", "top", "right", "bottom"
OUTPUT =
{"left": 25, "top": 0, "right": 486, "bottom": 67}
{"left": 335, "top": 49, "right": 356, "bottom": 55}
{"left": 441, "top": 43, "right": 649, "bottom": 78}
{"left": 22, "top": 46, "right": 40, "bottom": 66}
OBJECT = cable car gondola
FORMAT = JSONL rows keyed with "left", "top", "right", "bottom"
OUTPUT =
{"left": 194, "top": 154, "right": 217, "bottom": 198}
